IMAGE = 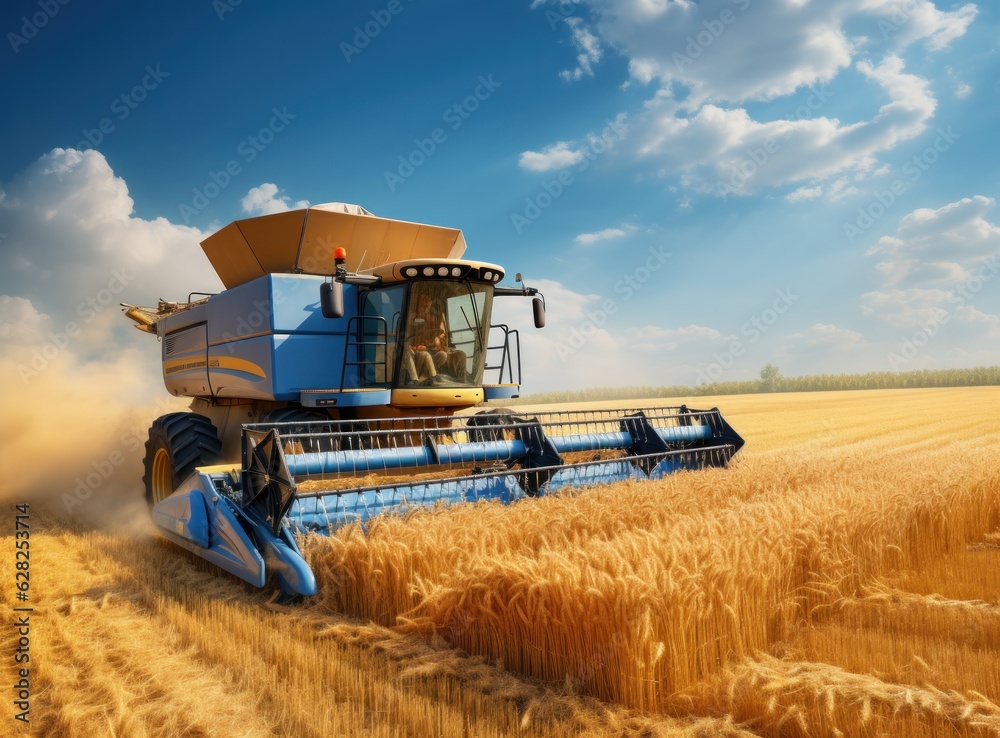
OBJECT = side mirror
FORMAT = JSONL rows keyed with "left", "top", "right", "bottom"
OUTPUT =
{"left": 532, "top": 296, "right": 546, "bottom": 329}
{"left": 320, "top": 281, "right": 344, "bottom": 319}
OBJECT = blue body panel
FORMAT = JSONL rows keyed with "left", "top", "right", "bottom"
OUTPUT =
{"left": 242, "top": 508, "right": 317, "bottom": 598}
{"left": 200, "top": 273, "right": 360, "bottom": 401}
{"left": 151, "top": 471, "right": 315, "bottom": 597}
{"left": 272, "top": 334, "right": 349, "bottom": 399}
{"left": 483, "top": 385, "right": 519, "bottom": 401}
{"left": 300, "top": 388, "right": 393, "bottom": 408}
{"left": 152, "top": 482, "right": 211, "bottom": 548}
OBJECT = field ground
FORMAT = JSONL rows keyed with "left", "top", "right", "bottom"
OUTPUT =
{"left": 3, "top": 387, "right": 1000, "bottom": 737}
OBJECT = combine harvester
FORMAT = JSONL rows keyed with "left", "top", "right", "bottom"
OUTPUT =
{"left": 123, "top": 203, "right": 744, "bottom": 599}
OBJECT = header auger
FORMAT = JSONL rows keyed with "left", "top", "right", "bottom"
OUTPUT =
{"left": 124, "top": 203, "right": 744, "bottom": 600}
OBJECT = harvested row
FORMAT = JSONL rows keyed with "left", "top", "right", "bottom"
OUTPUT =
{"left": 1, "top": 509, "right": 742, "bottom": 737}
{"left": 689, "top": 655, "right": 1000, "bottom": 737}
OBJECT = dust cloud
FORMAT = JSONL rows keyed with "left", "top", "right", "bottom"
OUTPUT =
{"left": 0, "top": 344, "right": 187, "bottom": 529}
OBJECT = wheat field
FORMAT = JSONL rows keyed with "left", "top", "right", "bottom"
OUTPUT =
{"left": 3, "top": 387, "right": 1000, "bottom": 737}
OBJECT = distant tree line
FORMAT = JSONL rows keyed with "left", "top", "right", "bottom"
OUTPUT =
{"left": 513, "top": 365, "right": 1000, "bottom": 405}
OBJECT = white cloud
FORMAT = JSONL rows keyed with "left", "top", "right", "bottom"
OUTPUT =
{"left": 529, "top": 0, "right": 974, "bottom": 197}
{"left": 589, "top": 0, "right": 854, "bottom": 106}
{"left": 828, "top": 177, "right": 862, "bottom": 201}
{"left": 0, "top": 149, "right": 204, "bottom": 504}
{"left": 865, "top": 196, "right": 1000, "bottom": 289}
{"left": 800, "top": 322, "right": 864, "bottom": 349}
{"left": 560, "top": 17, "right": 603, "bottom": 81}
{"left": 944, "top": 65, "right": 974, "bottom": 101}
{"left": 632, "top": 324, "right": 724, "bottom": 342}
{"left": 0, "top": 295, "right": 50, "bottom": 347}
{"left": 490, "top": 279, "right": 735, "bottom": 391}
{"left": 491, "top": 279, "right": 635, "bottom": 391}
{"left": 634, "top": 54, "right": 935, "bottom": 196}
{"left": 627, "top": 58, "right": 658, "bottom": 85}
{"left": 859, "top": 287, "right": 951, "bottom": 327}
{"left": 786, "top": 186, "right": 822, "bottom": 203}
{"left": 861, "top": 196, "right": 1000, "bottom": 333}
{"left": 574, "top": 225, "right": 636, "bottom": 244}
{"left": 0, "top": 148, "right": 219, "bottom": 326}
{"left": 626, "top": 324, "right": 727, "bottom": 351}
{"left": 787, "top": 177, "right": 861, "bottom": 203}
{"left": 240, "top": 183, "right": 309, "bottom": 216}
{"left": 518, "top": 142, "right": 586, "bottom": 172}
{"left": 877, "top": 1, "right": 978, "bottom": 52}
{"left": 573, "top": 0, "right": 973, "bottom": 104}
{"left": 772, "top": 322, "right": 869, "bottom": 374}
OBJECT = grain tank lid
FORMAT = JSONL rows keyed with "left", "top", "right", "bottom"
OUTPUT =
{"left": 200, "top": 203, "right": 468, "bottom": 289}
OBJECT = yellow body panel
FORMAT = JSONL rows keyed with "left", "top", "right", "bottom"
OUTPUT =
{"left": 389, "top": 388, "right": 484, "bottom": 408}
{"left": 194, "top": 464, "right": 241, "bottom": 475}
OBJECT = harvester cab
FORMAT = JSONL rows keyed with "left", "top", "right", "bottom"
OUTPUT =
{"left": 124, "top": 203, "right": 744, "bottom": 601}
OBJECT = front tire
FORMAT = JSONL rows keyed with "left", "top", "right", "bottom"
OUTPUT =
{"left": 142, "top": 413, "right": 223, "bottom": 508}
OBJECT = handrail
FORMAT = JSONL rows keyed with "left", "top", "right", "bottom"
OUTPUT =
{"left": 485, "top": 323, "right": 520, "bottom": 385}
{"left": 340, "top": 315, "right": 390, "bottom": 390}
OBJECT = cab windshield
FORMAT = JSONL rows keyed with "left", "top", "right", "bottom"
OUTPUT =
{"left": 400, "top": 281, "right": 492, "bottom": 386}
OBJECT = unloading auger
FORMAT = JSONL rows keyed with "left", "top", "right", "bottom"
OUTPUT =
{"left": 124, "top": 203, "right": 744, "bottom": 600}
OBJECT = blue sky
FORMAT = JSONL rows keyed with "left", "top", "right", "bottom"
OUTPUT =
{"left": 1, "top": 0, "right": 999, "bottom": 393}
